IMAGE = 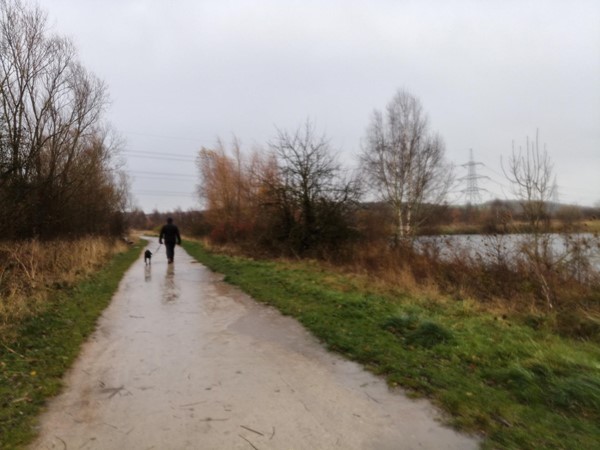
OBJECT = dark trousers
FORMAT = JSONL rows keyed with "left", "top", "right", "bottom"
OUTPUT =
{"left": 165, "top": 242, "right": 176, "bottom": 261}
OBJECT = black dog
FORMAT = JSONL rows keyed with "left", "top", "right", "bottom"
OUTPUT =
{"left": 144, "top": 249, "right": 153, "bottom": 265}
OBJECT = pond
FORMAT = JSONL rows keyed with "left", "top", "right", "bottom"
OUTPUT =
{"left": 416, "top": 233, "right": 600, "bottom": 271}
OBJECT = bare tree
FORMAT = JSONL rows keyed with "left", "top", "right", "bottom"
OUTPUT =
{"left": 503, "top": 131, "right": 557, "bottom": 308}
{"left": 0, "top": 0, "right": 124, "bottom": 238}
{"left": 361, "top": 89, "right": 453, "bottom": 241}
{"left": 504, "top": 131, "right": 556, "bottom": 232}
{"left": 268, "top": 120, "right": 361, "bottom": 255}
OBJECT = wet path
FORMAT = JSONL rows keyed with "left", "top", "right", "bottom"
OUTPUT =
{"left": 32, "top": 238, "right": 478, "bottom": 449}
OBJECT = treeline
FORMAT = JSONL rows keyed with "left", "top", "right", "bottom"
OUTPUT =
{"left": 129, "top": 200, "right": 600, "bottom": 242}
{"left": 189, "top": 91, "right": 454, "bottom": 257}
{"left": 425, "top": 200, "right": 600, "bottom": 235}
{"left": 127, "top": 208, "right": 209, "bottom": 237}
{"left": 0, "top": 0, "right": 128, "bottom": 240}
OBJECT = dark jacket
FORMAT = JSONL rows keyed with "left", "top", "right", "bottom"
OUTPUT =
{"left": 159, "top": 223, "right": 181, "bottom": 245}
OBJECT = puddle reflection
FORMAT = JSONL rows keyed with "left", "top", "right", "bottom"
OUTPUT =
{"left": 163, "top": 264, "right": 179, "bottom": 303}
{"left": 144, "top": 265, "right": 151, "bottom": 282}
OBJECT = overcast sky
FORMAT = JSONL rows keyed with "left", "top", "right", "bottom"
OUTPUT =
{"left": 38, "top": 0, "right": 600, "bottom": 212}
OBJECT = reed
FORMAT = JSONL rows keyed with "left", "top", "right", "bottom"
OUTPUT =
{"left": 0, "top": 237, "right": 127, "bottom": 337}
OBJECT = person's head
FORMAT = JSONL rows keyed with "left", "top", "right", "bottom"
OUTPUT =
{"left": 167, "top": 217, "right": 173, "bottom": 224}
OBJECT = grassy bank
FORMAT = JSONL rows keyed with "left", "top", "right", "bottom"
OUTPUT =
{"left": 183, "top": 240, "right": 600, "bottom": 450}
{"left": 0, "top": 240, "right": 144, "bottom": 448}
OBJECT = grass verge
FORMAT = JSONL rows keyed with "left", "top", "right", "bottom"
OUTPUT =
{"left": 183, "top": 240, "right": 600, "bottom": 450}
{"left": 0, "top": 240, "right": 144, "bottom": 448}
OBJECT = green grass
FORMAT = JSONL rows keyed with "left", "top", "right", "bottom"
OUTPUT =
{"left": 0, "top": 241, "right": 144, "bottom": 449}
{"left": 183, "top": 240, "right": 600, "bottom": 450}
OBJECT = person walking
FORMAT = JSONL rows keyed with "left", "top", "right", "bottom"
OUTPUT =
{"left": 159, "top": 217, "right": 181, "bottom": 264}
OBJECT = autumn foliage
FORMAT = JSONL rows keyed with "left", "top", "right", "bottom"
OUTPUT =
{"left": 197, "top": 123, "right": 360, "bottom": 256}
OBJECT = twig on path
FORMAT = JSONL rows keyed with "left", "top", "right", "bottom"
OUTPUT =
{"left": 299, "top": 399, "right": 310, "bottom": 412}
{"left": 270, "top": 427, "right": 275, "bottom": 440}
{"left": 365, "top": 392, "right": 380, "bottom": 403}
{"left": 179, "top": 401, "right": 206, "bottom": 408}
{"left": 100, "top": 385, "right": 130, "bottom": 399}
{"left": 78, "top": 437, "right": 96, "bottom": 449}
{"left": 55, "top": 435, "right": 67, "bottom": 449}
{"left": 239, "top": 434, "right": 260, "bottom": 450}
{"left": 240, "top": 425, "right": 264, "bottom": 436}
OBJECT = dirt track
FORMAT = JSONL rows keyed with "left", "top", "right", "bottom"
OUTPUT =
{"left": 32, "top": 238, "right": 478, "bottom": 449}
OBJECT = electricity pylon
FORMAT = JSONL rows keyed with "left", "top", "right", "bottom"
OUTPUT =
{"left": 459, "top": 149, "right": 488, "bottom": 205}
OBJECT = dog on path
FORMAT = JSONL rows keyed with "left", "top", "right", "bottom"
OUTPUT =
{"left": 144, "top": 249, "right": 153, "bottom": 265}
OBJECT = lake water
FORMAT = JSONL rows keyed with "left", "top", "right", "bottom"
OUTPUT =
{"left": 416, "top": 233, "right": 600, "bottom": 271}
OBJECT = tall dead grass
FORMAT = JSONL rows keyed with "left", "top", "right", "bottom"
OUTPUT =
{"left": 0, "top": 237, "right": 127, "bottom": 336}
{"left": 341, "top": 237, "right": 600, "bottom": 339}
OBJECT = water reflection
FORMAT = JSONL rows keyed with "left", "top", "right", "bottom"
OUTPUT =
{"left": 163, "top": 264, "right": 179, "bottom": 303}
{"left": 144, "top": 265, "right": 151, "bottom": 282}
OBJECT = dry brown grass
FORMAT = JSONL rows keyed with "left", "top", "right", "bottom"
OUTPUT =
{"left": 0, "top": 237, "right": 128, "bottom": 336}
{"left": 329, "top": 238, "right": 599, "bottom": 336}
{"left": 583, "top": 219, "right": 600, "bottom": 233}
{"left": 340, "top": 239, "right": 600, "bottom": 339}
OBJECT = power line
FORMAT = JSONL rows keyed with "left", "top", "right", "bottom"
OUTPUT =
{"left": 132, "top": 175, "right": 195, "bottom": 181}
{"left": 123, "top": 151, "right": 196, "bottom": 162}
{"left": 483, "top": 164, "right": 506, "bottom": 179}
{"left": 133, "top": 190, "right": 196, "bottom": 197}
{"left": 128, "top": 170, "right": 196, "bottom": 177}
{"left": 124, "top": 155, "right": 195, "bottom": 162}
{"left": 128, "top": 171, "right": 197, "bottom": 181}
{"left": 122, "top": 130, "right": 213, "bottom": 143}
{"left": 125, "top": 149, "right": 197, "bottom": 159}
